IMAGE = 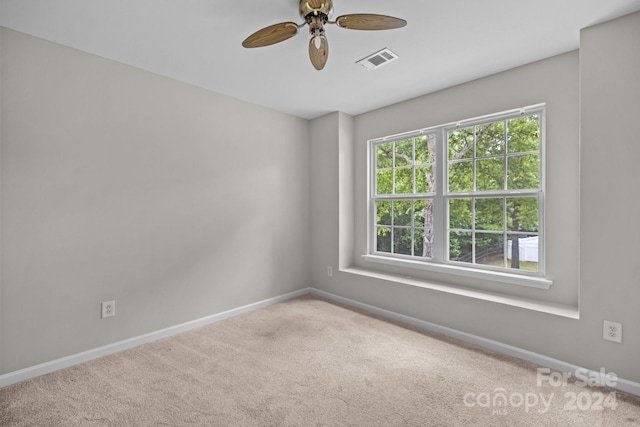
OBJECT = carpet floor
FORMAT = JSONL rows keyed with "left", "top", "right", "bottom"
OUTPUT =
{"left": 1, "top": 295, "right": 640, "bottom": 426}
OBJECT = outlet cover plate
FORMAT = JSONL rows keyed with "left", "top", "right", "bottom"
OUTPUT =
{"left": 603, "top": 320, "right": 622, "bottom": 343}
{"left": 102, "top": 300, "right": 115, "bottom": 318}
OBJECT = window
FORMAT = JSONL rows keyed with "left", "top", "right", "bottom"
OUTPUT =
{"left": 369, "top": 105, "right": 545, "bottom": 282}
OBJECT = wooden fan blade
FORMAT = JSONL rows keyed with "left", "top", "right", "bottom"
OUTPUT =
{"left": 335, "top": 14, "right": 407, "bottom": 30}
{"left": 242, "top": 22, "right": 300, "bottom": 48}
{"left": 309, "top": 35, "right": 329, "bottom": 70}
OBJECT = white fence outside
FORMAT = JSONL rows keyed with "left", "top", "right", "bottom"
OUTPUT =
{"left": 507, "top": 236, "right": 538, "bottom": 262}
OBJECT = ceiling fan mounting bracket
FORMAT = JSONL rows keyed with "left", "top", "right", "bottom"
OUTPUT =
{"left": 299, "top": 0, "right": 334, "bottom": 21}
{"left": 307, "top": 16, "right": 327, "bottom": 37}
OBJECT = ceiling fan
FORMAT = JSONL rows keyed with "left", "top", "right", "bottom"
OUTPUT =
{"left": 242, "top": 0, "right": 407, "bottom": 70}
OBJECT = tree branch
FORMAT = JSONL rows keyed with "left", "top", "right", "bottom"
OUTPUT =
{"left": 451, "top": 123, "right": 493, "bottom": 161}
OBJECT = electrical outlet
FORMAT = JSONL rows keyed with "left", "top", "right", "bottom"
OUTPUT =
{"left": 603, "top": 320, "right": 622, "bottom": 343}
{"left": 327, "top": 266, "right": 333, "bottom": 277}
{"left": 102, "top": 300, "right": 115, "bottom": 319}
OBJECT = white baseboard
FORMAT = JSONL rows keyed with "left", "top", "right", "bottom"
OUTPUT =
{"left": 0, "top": 288, "right": 310, "bottom": 389}
{"left": 309, "top": 288, "right": 640, "bottom": 398}
{"left": 2, "top": 286, "right": 639, "bottom": 398}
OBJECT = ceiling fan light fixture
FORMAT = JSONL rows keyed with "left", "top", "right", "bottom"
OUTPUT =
{"left": 313, "top": 35, "right": 323, "bottom": 49}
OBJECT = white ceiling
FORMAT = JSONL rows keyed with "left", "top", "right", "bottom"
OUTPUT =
{"left": 2, "top": 0, "right": 640, "bottom": 119}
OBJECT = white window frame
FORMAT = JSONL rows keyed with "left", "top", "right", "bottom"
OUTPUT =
{"left": 363, "top": 104, "right": 551, "bottom": 289}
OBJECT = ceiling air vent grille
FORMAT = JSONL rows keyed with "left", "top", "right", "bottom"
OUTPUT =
{"left": 357, "top": 48, "right": 399, "bottom": 70}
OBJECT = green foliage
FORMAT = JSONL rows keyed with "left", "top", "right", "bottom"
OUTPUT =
{"left": 475, "top": 198, "right": 504, "bottom": 231}
{"left": 376, "top": 145, "right": 393, "bottom": 169}
{"left": 449, "top": 231, "right": 471, "bottom": 261}
{"left": 507, "top": 197, "right": 538, "bottom": 232}
{"left": 477, "top": 121, "right": 505, "bottom": 156}
{"left": 448, "top": 199, "right": 471, "bottom": 229}
{"left": 376, "top": 201, "right": 391, "bottom": 225}
{"left": 448, "top": 127, "right": 474, "bottom": 160}
{"left": 414, "top": 136, "right": 431, "bottom": 164}
{"left": 508, "top": 154, "right": 540, "bottom": 190}
{"left": 476, "top": 158, "right": 504, "bottom": 191}
{"left": 448, "top": 161, "right": 472, "bottom": 192}
{"left": 507, "top": 115, "right": 540, "bottom": 153}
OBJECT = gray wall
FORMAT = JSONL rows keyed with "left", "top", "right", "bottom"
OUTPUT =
{"left": 0, "top": 28, "right": 3, "bottom": 373}
{"left": 311, "top": 11, "right": 640, "bottom": 383}
{"left": 579, "top": 11, "right": 640, "bottom": 382}
{"left": 0, "top": 28, "right": 310, "bottom": 373}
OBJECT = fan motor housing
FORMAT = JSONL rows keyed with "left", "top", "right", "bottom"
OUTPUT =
{"left": 299, "top": 0, "right": 333, "bottom": 20}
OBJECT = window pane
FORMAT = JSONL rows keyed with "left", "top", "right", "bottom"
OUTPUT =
{"left": 393, "top": 200, "right": 412, "bottom": 227}
{"left": 415, "top": 199, "right": 435, "bottom": 258}
{"left": 476, "top": 158, "right": 504, "bottom": 191}
{"left": 507, "top": 197, "right": 538, "bottom": 232}
{"left": 448, "top": 161, "right": 473, "bottom": 192}
{"left": 507, "top": 154, "right": 540, "bottom": 190}
{"left": 415, "top": 165, "right": 434, "bottom": 193}
{"left": 475, "top": 233, "right": 504, "bottom": 267}
{"left": 413, "top": 200, "right": 424, "bottom": 227}
{"left": 448, "top": 127, "right": 474, "bottom": 160}
{"left": 376, "top": 200, "right": 391, "bottom": 226}
{"left": 393, "top": 227, "right": 412, "bottom": 255}
{"left": 476, "top": 121, "right": 505, "bottom": 157}
{"left": 475, "top": 198, "right": 504, "bottom": 231}
{"left": 415, "top": 135, "right": 433, "bottom": 165}
{"left": 414, "top": 228, "right": 425, "bottom": 257}
{"left": 508, "top": 115, "right": 540, "bottom": 153}
{"left": 376, "top": 227, "right": 391, "bottom": 253}
{"left": 507, "top": 234, "right": 539, "bottom": 272}
{"left": 395, "top": 139, "right": 413, "bottom": 167}
{"left": 376, "top": 169, "right": 392, "bottom": 195}
{"left": 395, "top": 168, "right": 413, "bottom": 194}
{"left": 423, "top": 227, "right": 435, "bottom": 258}
{"left": 449, "top": 198, "right": 472, "bottom": 230}
{"left": 414, "top": 199, "right": 434, "bottom": 230}
{"left": 376, "top": 143, "right": 393, "bottom": 169}
{"left": 449, "top": 231, "right": 472, "bottom": 262}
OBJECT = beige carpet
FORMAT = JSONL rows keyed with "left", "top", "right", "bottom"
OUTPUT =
{"left": 1, "top": 295, "right": 640, "bottom": 426}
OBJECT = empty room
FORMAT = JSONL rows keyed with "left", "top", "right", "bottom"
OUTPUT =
{"left": 1, "top": 0, "right": 640, "bottom": 425}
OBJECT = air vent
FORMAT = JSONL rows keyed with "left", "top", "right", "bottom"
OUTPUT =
{"left": 356, "top": 48, "right": 399, "bottom": 70}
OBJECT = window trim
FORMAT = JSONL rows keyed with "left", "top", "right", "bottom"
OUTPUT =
{"left": 366, "top": 104, "right": 550, "bottom": 289}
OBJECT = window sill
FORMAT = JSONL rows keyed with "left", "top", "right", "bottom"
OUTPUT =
{"left": 344, "top": 264, "right": 578, "bottom": 319}
{"left": 362, "top": 254, "right": 552, "bottom": 289}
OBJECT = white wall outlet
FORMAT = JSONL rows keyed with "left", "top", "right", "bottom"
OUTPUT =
{"left": 327, "top": 266, "right": 333, "bottom": 277}
{"left": 603, "top": 320, "right": 622, "bottom": 343}
{"left": 101, "top": 300, "right": 115, "bottom": 319}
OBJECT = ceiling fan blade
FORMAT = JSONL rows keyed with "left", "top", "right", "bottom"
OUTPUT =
{"left": 309, "top": 35, "right": 329, "bottom": 70}
{"left": 242, "top": 22, "right": 300, "bottom": 48}
{"left": 335, "top": 14, "right": 407, "bottom": 30}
